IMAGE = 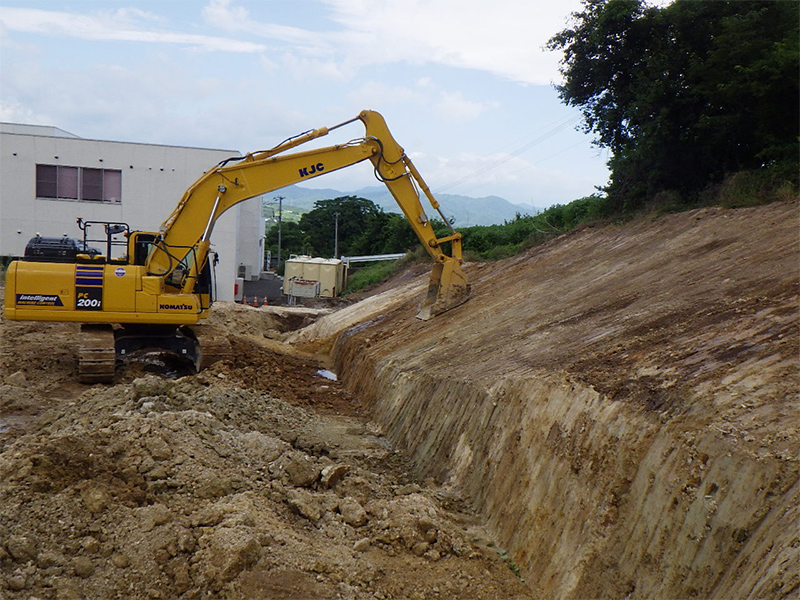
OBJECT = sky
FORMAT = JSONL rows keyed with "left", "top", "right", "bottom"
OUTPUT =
{"left": 1, "top": 0, "right": 633, "bottom": 209}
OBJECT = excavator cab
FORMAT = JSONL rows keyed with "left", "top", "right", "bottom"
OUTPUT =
{"left": 130, "top": 232, "right": 158, "bottom": 266}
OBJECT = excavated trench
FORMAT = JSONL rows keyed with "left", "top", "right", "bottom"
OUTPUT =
{"left": 293, "top": 201, "right": 800, "bottom": 599}
{"left": 0, "top": 201, "right": 797, "bottom": 599}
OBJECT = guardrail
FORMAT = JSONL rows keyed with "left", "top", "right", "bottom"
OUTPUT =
{"left": 341, "top": 253, "right": 406, "bottom": 266}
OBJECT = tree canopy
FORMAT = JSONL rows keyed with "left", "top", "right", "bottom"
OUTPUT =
{"left": 265, "top": 196, "right": 418, "bottom": 261}
{"left": 548, "top": 0, "right": 799, "bottom": 211}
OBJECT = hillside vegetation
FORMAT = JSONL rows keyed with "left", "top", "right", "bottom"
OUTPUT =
{"left": 265, "top": 0, "right": 797, "bottom": 290}
{"left": 549, "top": 0, "right": 798, "bottom": 211}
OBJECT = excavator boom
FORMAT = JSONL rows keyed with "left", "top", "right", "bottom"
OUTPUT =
{"left": 3, "top": 110, "right": 470, "bottom": 381}
{"left": 148, "top": 110, "right": 469, "bottom": 319}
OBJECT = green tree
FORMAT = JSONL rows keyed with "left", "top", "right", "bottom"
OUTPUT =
{"left": 380, "top": 213, "right": 419, "bottom": 254}
{"left": 548, "top": 0, "right": 799, "bottom": 211}
{"left": 266, "top": 196, "right": 421, "bottom": 262}
{"left": 298, "top": 196, "right": 382, "bottom": 257}
{"left": 265, "top": 221, "right": 309, "bottom": 259}
{"left": 349, "top": 212, "right": 419, "bottom": 255}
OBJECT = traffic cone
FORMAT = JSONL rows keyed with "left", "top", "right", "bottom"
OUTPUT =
{"left": 252, "top": 296, "right": 258, "bottom": 307}
{"left": 262, "top": 296, "right": 269, "bottom": 306}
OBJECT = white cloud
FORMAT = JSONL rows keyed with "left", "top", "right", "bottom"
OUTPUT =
{"left": 280, "top": 53, "right": 352, "bottom": 82}
{"left": 419, "top": 150, "right": 603, "bottom": 206}
{"left": 0, "top": 0, "right": 609, "bottom": 206}
{"left": 347, "top": 81, "right": 425, "bottom": 110}
{"left": 0, "top": 100, "right": 48, "bottom": 125}
{"left": 0, "top": 6, "right": 266, "bottom": 52}
{"left": 435, "top": 92, "right": 499, "bottom": 123}
{"left": 198, "top": 0, "right": 583, "bottom": 85}
{"left": 202, "top": 0, "right": 333, "bottom": 52}
{"left": 319, "top": 0, "right": 581, "bottom": 84}
{"left": 202, "top": 0, "right": 249, "bottom": 28}
{"left": 1, "top": 1, "right": 583, "bottom": 81}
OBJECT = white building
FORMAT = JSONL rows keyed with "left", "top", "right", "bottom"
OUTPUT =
{"left": 0, "top": 123, "right": 263, "bottom": 301}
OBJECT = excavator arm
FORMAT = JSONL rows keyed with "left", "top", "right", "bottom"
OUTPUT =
{"left": 3, "top": 110, "right": 469, "bottom": 382}
{"left": 149, "top": 110, "right": 469, "bottom": 319}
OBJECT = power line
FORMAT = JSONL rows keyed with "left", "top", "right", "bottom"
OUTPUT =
{"left": 433, "top": 113, "right": 583, "bottom": 194}
{"left": 362, "top": 113, "right": 587, "bottom": 212}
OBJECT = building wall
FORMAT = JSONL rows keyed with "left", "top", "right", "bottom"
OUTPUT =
{"left": 235, "top": 197, "right": 265, "bottom": 280}
{"left": 0, "top": 128, "right": 263, "bottom": 301}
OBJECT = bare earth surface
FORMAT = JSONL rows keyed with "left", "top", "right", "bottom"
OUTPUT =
{"left": 1, "top": 200, "right": 798, "bottom": 599}
{"left": 299, "top": 201, "right": 800, "bottom": 599}
{"left": 0, "top": 304, "right": 530, "bottom": 599}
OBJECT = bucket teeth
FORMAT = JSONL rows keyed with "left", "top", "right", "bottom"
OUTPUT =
{"left": 417, "top": 260, "right": 470, "bottom": 320}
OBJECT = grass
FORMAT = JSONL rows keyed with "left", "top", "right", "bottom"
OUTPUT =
{"left": 344, "top": 260, "right": 401, "bottom": 294}
{"left": 707, "top": 170, "right": 797, "bottom": 208}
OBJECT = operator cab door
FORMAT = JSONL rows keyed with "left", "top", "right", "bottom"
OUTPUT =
{"left": 129, "top": 232, "right": 159, "bottom": 266}
{"left": 196, "top": 252, "right": 217, "bottom": 309}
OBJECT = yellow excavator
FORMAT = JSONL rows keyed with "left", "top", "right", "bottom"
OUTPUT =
{"left": 3, "top": 110, "right": 470, "bottom": 382}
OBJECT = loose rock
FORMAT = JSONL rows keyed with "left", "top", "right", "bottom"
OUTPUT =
{"left": 339, "top": 497, "right": 368, "bottom": 527}
{"left": 111, "top": 553, "right": 130, "bottom": 569}
{"left": 280, "top": 452, "right": 321, "bottom": 488}
{"left": 7, "top": 535, "right": 37, "bottom": 562}
{"left": 320, "top": 464, "right": 349, "bottom": 488}
{"left": 73, "top": 556, "right": 95, "bottom": 578}
{"left": 6, "top": 370, "right": 27, "bottom": 386}
{"left": 80, "top": 486, "right": 110, "bottom": 514}
{"left": 286, "top": 488, "right": 324, "bottom": 522}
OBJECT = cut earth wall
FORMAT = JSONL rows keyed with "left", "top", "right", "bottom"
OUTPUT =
{"left": 292, "top": 201, "right": 799, "bottom": 599}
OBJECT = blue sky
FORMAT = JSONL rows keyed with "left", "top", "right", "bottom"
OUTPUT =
{"left": 0, "top": 0, "right": 642, "bottom": 208}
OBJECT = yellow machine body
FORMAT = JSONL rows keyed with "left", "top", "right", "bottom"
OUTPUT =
{"left": 4, "top": 261, "right": 204, "bottom": 325}
{"left": 4, "top": 110, "right": 470, "bottom": 380}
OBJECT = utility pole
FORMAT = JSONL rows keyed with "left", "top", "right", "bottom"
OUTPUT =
{"left": 334, "top": 211, "right": 340, "bottom": 259}
{"left": 271, "top": 195, "right": 284, "bottom": 271}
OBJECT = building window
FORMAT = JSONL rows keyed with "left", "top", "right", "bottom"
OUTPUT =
{"left": 36, "top": 164, "right": 122, "bottom": 203}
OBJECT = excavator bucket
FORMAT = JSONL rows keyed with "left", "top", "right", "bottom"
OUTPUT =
{"left": 417, "top": 260, "right": 471, "bottom": 320}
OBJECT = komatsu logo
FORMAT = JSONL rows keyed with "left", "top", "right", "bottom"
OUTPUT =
{"left": 159, "top": 303, "right": 193, "bottom": 310}
{"left": 298, "top": 162, "right": 324, "bottom": 178}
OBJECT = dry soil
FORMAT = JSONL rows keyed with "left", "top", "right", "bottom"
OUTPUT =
{"left": 1, "top": 200, "right": 798, "bottom": 600}
{"left": 0, "top": 304, "right": 530, "bottom": 599}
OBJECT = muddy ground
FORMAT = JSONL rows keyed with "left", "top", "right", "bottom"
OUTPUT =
{"left": 0, "top": 304, "right": 530, "bottom": 599}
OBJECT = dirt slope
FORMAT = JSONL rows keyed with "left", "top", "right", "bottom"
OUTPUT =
{"left": 1, "top": 200, "right": 797, "bottom": 599}
{"left": 296, "top": 201, "right": 799, "bottom": 599}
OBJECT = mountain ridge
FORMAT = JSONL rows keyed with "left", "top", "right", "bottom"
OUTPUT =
{"left": 263, "top": 184, "right": 543, "bottom": 227}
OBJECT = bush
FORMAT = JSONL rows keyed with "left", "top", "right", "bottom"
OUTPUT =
{"left": 704, "top": 170, "right": 798, "bottom": 209}
{"left": 481, "top": 243, "right": 521, "bottom": 261}
{"left": 345, "top": 261, "right": 399, "bottom": 294}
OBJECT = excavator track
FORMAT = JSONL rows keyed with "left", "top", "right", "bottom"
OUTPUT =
{"left": 192, "top": 325, "right": 233, "bottom": 371}
{"left": 78, "top": 324, "right": 116, "bottom": 384}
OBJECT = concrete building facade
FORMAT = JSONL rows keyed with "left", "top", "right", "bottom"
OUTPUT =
{"left": 0, "top": 123, "right": 263, "bottom": 301}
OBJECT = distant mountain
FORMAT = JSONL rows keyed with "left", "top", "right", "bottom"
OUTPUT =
{"left": 264, "top": 185, "right": 542, "bottom": 227}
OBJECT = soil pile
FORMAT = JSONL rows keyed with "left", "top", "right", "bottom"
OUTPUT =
{"left": 0, "top": 309, "right": 529, "bottom": 599}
